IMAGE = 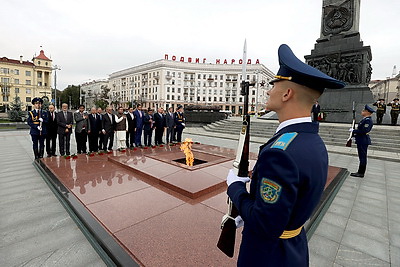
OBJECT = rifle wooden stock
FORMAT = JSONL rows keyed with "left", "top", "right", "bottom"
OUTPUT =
{"left": 217, "top": 80, "right": 250, "bottom": 257}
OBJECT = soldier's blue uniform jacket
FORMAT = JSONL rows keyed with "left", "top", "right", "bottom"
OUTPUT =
{"left": 353, "top": 116, "right": 373, "bottom": 145}
{"left": 228, "top": 122, "right": 328, "bottom": 267}
{"left": 27, "top": 109, "right": 49, "bottom": 135}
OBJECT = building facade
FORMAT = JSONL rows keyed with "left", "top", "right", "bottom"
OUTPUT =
{"left": 108, "top": 59, "right": 275, "bottom": 114}
{"left": 369, "top": 73, "right": 400, "bottom": 102}
{"left": 0, "top": 50, "right": 53, "bottom": 111}
{"left": 80, "top": 79, "right": 109, "bottom": 109}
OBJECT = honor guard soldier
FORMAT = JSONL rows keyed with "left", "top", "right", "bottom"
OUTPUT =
{"left": 387, "top": 98, "right": 400, "bottom": 125}
{"left": 372, "top": 98, "right": 386, "bottom": 125}
{"left": 27, "top": 97, "right": 49, "bottom": 159}
{"left": 350, "top": 105, "right": 374, "bottom": 177}
{"left": 226, "top": 44, "right": 345, "bottom": 267}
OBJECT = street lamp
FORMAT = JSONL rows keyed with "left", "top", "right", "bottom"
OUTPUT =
{"left": 52, "top": 65, "right": 61, "bottom": 109}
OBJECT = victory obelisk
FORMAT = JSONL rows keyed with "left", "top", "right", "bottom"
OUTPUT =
{"left": 305, "top": 0, "right": 374, "bottom": 122}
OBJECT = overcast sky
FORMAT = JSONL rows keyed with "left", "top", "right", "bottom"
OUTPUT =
{"left": 2, "top": 0, "right": 399, "bottom": 91}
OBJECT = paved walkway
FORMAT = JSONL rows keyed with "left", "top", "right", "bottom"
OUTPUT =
{"left": 0, "top": 129, "right": 399, "bottom": 266}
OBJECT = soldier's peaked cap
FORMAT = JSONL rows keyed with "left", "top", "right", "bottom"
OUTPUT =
{"left": 270, "top": 44, "right": 346, "bottom": 92}
{"left": 364, "top": 105, "right": 375, "bottom": 113}
{"left": 31, "top": 97, "right": 43, "bottom": 104}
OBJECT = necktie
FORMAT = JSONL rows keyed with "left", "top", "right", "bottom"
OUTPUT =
{"left": 64, "top": 112, "right": 67, "bottom": 120}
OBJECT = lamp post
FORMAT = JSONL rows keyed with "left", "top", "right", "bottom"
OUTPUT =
{"left": 52, "top": 65, "right": 61, "bottom": 109}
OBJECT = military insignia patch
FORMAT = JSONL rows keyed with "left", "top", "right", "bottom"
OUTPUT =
{"left": 271, "top": 132, "right": 297, "bottom": 150}
{"left": 260, "top": 178, "right": 282, "bottom": 204}
{"left": 365, "top": 124, "right": 369, "bottom": 127}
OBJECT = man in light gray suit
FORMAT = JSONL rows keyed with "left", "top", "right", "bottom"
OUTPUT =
{"left": 74, "top": 105, "right": 89, "bottom": 154}
{"left": 165, "top": 107, "right": 175, "bottom": 144}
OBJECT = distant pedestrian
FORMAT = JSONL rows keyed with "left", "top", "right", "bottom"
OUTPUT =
{"left": 134, "top": 104, "right": 144, "bottom": 147}
{"left": 143, "top": 108, "right": 155, "bottom": 146}
{"left": 46, "top": 104, "right": 58, "bottom": 157}
{"left": 174, "top": 105, "right": 185, "bottom": 142}
{"left": 74, "top": 105, "right": 89, "bottom": 154}
{"left": 56, "top": 103, "right": 73, "bottom": 156}
{"left": 165, "top": 107, "right": 176, "bottom": 143}
{"left": 102, "top": 106, "right": 116, "bottom": 151}
{"left": 372, "top": 99, "right": 386, "bottom": 125}
{"left": 126, "top": 106, "right": 136, "bottom": 148}
{"left": 387, "top": 98, "right": 400, "bottom": 125}
{"left": 311, "top": 100, "right": 321, "bottom": 122}
{"left": 27, "top": 97, "right": 48, "bottom": 159}
{"left": 350, "top": 105, "right": 374, "bottom": 178}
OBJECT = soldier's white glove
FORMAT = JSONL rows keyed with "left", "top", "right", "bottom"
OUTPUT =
{"left": 226, "top": 169, "right": 250, "bottom": 187}
{"left": 348, "top": 128, "right": 353, "bottom": 132}
{"left": 181, "top": 123, "right": 185, "bottom": 127}
{"left": 235, "top": 215, "right": 244, "bottom": 228}
{"left": 37, "top": 126, "right": 42, "bottom": 131}
{"left": 39, "top": 118, "right": 43, "bottom": 122}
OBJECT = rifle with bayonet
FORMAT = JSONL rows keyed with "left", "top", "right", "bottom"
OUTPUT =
{"left": 217, "top": 40, "right": 252, "bottom": 258}
{"left": 346, "top": 101, "right": 356, "bottom": 147}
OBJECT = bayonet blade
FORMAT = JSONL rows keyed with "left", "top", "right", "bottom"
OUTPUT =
{"left": 242, "top": 39, "right": 247, "bottom": 82}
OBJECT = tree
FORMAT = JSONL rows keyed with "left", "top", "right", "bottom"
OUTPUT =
{"left": 94, "top": 99, "right": 109, "bottom": 110}
{"left": 60, "top": 85, "right": 80, "bottom": 109}
{"left": 8, "top": 96, "right": 25, "bottom": 121}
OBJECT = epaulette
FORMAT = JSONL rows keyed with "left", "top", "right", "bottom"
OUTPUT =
{"left": 271, "top": 132, "right": 298, "bottom": 150}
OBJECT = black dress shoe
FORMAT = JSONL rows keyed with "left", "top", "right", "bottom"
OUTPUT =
{"left": 350, "top": 172, "right": 364, "bottom": 178}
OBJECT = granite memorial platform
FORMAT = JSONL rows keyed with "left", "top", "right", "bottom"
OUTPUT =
{"left": 34, "top": 143, "right": 348, "bottom": 266}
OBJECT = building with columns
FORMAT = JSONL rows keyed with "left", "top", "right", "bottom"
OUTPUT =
{"left": 108, "top": 59, "right": 275, "bottom": 114}
{"left": 369, "top": 73, "right": 400, "bottom": 102}
{"left": 0, "top": 50, "right": 53, "bottom": 111}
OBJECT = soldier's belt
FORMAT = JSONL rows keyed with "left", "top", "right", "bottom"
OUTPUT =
{"left": 33, "top": 122, "right": 40, "bottom": 125}
{"left": 279, "top": 226, "right": 303, "bottom": 239}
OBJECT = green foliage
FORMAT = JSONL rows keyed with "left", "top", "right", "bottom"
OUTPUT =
{"left": 94, "top": 99, "right": 109, "bottom": 110}
{"left": 60, "top": 85, "right": 80, "bottom": 109}
{"left": 41, "top": 96, "right": 50, "bottom": 111}
{"left": 8, "top": 96, "right": 25, "bottom": 121}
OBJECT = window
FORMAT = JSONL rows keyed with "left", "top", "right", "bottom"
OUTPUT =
{"left": 214, "top": 82, "right": 217, "bottom": 87}
{"left": 172, "top": 80, "right": 175, "bottom": 85}
{"left": 232, "top": 98, "right": 236, "bottom": 102}
{"left": 1, "top": 78, "right": 10, "bottom": 83}
{"left": 14, "top": 69, "right": 19, "bottom": 75}
{"left": 214, "top": 97, "right": 217, "bottom": 101}
{"left": 208, "top": 97, "right": 211, "bottom": 102}
{"left": 0, "top": 68, "right": 10, "bottom": 74}
{"left": 38, "top": 61, "right": 41, "bottom": 65}
{"left": 203, "top": 74, "right": 206, "bottom": 79}
{"left": 215, "top": 75, "right": 218, "bottom": 80}
{"left": 167, "top": 87, "right": 170, "bottom": 92}
{"left": 178, "top": 88, "right": 181, "bottom": 93}
{"left": 197, "top": 96, "right": 200, "bottom": 101}
{"left": 26, "top": 80, "right": 31, "bottom": 85}
{"left": 202, "top": 89, "right": 206, "bottom": 94}
{"left": 38, "top": 82, "right": 42, "bottom": 86}
{"left": 220, "top": 82, "right": 223, "bottom": 87}
{"left": 252, "top": 90, "right": 255, "bottom": 95}
{"left": 198, "top": 74, "right": 201, "bottom": 79}
{"left": 14, "top": 79, "right": 19, "bottom": 84}
{"left": 178, "top": 96, "right": 181, "bottom": 100}
{"left": 172, "top": 72, "right": 175, "bottom": 77}
{"left": 25, "top": 71, "right": 31, "bottom": 76}
{"left": 214, "top": 89, "right": 217, "bottom": 94}
{"left": 219, "top": 97, "right": 223, "bottom": 101}
{"left": 26, "top": 89, "right": 31, "bottom": 94}
{"left": 26, "top": 97, "right": 31, "bottom": 102}
{"left": 167, "top": 95, "right": 170, "bottom": 100}
{"left": 172, "top": 95, "right": 175, "bottom": 100}
{"left": 3, "top": 96, "right": 9, "bottom": 102}
{"left": 172, "top": 88, "right": 175, "bottom": 93}
{"left": 220, "top": 75, "right": 223, "bottom": 80}
{"left": 15, "top": 88, "right": 20, "bottom": 93}
{"left": 226, "top": 97, "right": 229, "bottom": 102}
{"left": 178, "top": 72, "right": 181, "bottom": 78}
{"left": 208, "top": 89, "right": 211, "bottom": 94}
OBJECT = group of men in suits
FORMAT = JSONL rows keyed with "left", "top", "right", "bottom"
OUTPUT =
{"left": 27, "top": 99, "right": 186, "bottom": 159}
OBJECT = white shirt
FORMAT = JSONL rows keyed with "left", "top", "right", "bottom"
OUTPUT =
{"left": 275, "top": 117, "right": 312, "bottom": 133}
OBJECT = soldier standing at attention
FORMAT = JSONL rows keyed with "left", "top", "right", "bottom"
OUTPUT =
{"left": 372, "top": 98, "right": 386, "bottom": 125}
{"left": 27, "top": 97, "right": 48, "bottom": 159}
{"left": 387, "top": 98, "right": 400, "bottom": 125}
{"left": 350, "top": 105, "right": 374, "bottom": 178}
{"left": 226, "top": 44, "right": 345, "bottom": 266}
{"left": 174, "top": 105, "right": 185, "bottom": 142}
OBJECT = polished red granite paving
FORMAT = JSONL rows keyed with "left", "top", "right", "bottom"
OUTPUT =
{"left": 40, "top": 144, "right": 343, "bottom": 266}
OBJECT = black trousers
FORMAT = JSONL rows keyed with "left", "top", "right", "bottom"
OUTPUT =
{"left": 166, "top": 126, "right": 174, "bottom": 143}
{"left": 126, "top": 130, "right": 135, "bottom": 148}
{"left": 46, "top": 132, "right": 57, "bottom": 156}
{"left": 144, "top": 129, "right": 153, "bottom": 146}
{"left": 391, "top": 110, "right": 399, "bottom": 125}
{"left": 75, "top": 130, "right": 87, "bottom": 154}
{"left": 59, "top": 132, "right": 71, "bottom": 156}
{"left": 88, "top": 132, "right": 99, "bottom": 152}
{"left": 31, "top": 134, "right": 46, "bottom": 159}
{"left": 103, "top": 131, "right": 114, "bottom": 150}
{"left": 175, "top": 125, "right": 184, "bottom": 142}
{"left": 376, "top": 111, "right": 384, "bottom": 125}
{"left": 155, "top": 127, "right": 164, "bottom": 145}
{"left": 98, "top": 132, "right": 104, "bottom": 150}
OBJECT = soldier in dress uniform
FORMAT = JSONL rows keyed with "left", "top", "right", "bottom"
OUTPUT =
{"left": 174, "top": 105, "right": 185, "bottom": 142}
{"left": 350, "top": 105, "right": 374, "bottom": 178}
{"left": 387, "top": 98, "right": 400, "bottom": 125}
{"left": 372, "top": 98, "right": 386, "bottom": 125}
{"left": 27, "top": 97, "right": 49, "bottom": 159}
{"left": 226, "top": 44, "right": 345, "bottom": 267}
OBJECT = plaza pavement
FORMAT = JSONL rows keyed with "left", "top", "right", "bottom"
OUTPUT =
{"left": 0, "top": 126, "right": 399, "bottom": 266}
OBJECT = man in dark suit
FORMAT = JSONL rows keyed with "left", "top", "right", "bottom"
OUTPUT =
{"left": 154, "top": 107, "right": 166, "bottom": 145}
{"left": 126, "top": 106, "right": 136, "bottom": 148}
{"left": 102, "top": 106, "right": 116, "bottom": 150}
{"left": 88, "top": 107, "right": 101, "bottom": 152}
{"left": 97, "top": 107, "right": 104, "bottom": 150}
{"left": 74, "top": 105, "right": 89, "bottom": 154}
{"left": 46, "top": 104, "right": 58, "bottom": 157}
{"left": 143, "top": 108, "right": 154, "bottom": 146}
{"left": 174, "top": 105, "right": 185, "bottom": 142}
{"left": 134, "top": 104, "right": 144, "bottom": 147}
{"left": 27, "top": 97, "right": 48, "bottom": 159}
{"left": 311, "top": 100, "right": 320, "bottom": 122}
{"left": 165, "top": 107, "right": 175, "bottom": 144}
{"left": 56, "top": 103, "right": 74, "bottom": 156}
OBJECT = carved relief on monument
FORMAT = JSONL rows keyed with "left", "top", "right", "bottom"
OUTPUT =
{"left": 322, "top": 0, "right": 354, "bottom": 36}
{"left": 308, "top": 53, "right": 371, "bottom": 85}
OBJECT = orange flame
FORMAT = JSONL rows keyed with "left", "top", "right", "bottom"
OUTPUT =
{"left": 180, "top": 138, "right": 194, "bottom": 166}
